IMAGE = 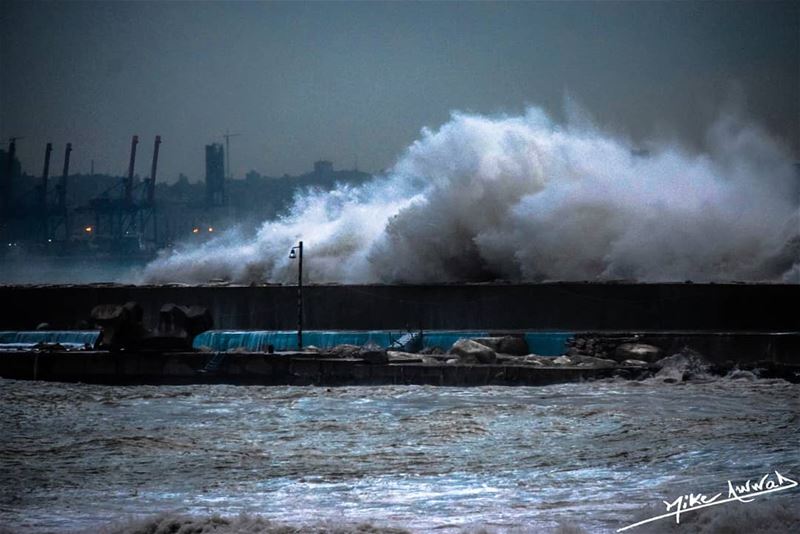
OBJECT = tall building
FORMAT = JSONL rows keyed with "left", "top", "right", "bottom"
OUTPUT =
{"left": 205, "top": 143, "right": 225, "bottom": 206}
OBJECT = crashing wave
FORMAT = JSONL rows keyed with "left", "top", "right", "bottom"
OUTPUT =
{"left": 143, "top": 106, "right": 800, "bottom": 285}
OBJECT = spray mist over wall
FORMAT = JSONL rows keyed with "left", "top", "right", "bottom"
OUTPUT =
{"left": 142, "top": 106, "right": 800, "bottom": 285}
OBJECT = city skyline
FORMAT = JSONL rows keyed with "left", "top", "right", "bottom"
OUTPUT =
{"left": 1, "top": 1, "right": 797, "bottom": 183}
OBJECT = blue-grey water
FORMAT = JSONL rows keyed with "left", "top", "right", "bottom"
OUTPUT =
{"left": 0, "top": 257, "right": 144, "bottom": 286}
{"left": 1, "top": 377, "right": 798, "bottom": 533}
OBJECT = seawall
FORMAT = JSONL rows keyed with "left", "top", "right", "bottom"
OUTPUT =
{"left": 0, "top": 351, "right": 624, "bottom": 386}
{"left": 2, "top": 349, "right": 797, "bottom": 386}
{"left": 0, "top": 283, "right": 797, "bottom": 331}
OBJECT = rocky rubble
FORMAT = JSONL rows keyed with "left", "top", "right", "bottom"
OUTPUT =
{"left": 471, "top": 336, "right": 529, "bottom": 356}
{"left": 358, "top": 343, "right": 390, "bottom": 364}
{"left": 327, "top": 344, "right": 362, "bottom": 359}
{"left": 326, "top": 343, "right": 389, "bottom": 364}
{"left": 567, "top": 335, "right": 662, "bottom": 360}
{"left": 448, "top": 338, "right": 498, "bottom": 364}
{"left": 653, "top": 347, "right": 713, "bottom": 382}
{"left": 386, "top": 351, "right": 440, "bottom": 364}
{"left": 552, "top": 354, "right": 618, "bottom": 368}
{"left": 320, "top": 335, "right": 797, "bottom": 384}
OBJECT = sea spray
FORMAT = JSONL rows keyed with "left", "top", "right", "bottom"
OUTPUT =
{"left": 142, "top": 107, "right": 799, "bottom": 284}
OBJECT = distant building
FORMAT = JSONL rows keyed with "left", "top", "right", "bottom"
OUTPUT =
{"left": 205, "top": 144, "right": 225, "bottom": 206}
{"left": 1, "top": 149, "right": 374, "bottom": 256}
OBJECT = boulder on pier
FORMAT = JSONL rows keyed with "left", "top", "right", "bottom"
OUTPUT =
{"left": 472, "top": 336, "right": 529, "bottom": 356}
{"left": 91, "top": 301, "right": 213, "bottom": 351}
{"left": 145, "top": 304, "right": 214, "bottom": 349}
{"left": 449, "top": 338, "right": 497, "bottom": 364}
{"left": 358, "top": 343, "right": 389, "bottom": 364}
{"left": 91, "top": 301, "right": 148, "bottom": 350}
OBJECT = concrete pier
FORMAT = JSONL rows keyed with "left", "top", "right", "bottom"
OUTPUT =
{"left": 1, "top": 283, "right": 796, "bottom": 386}
{"left": 0, "top": 350, "right": 626, "bottom": 386}
{"left": 2, "top": 345, "right": 798, "bottom": 386}
{"left": 0, "top": 283, "right": 797, "bottom": 331}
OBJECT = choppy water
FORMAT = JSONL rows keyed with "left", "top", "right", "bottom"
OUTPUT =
{"left": 1, "top": 377, "right": 798, "bottom": 533}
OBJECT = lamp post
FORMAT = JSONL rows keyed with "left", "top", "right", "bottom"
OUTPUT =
{"left": 289, "top": 241, "right": 303, "bottom": 350}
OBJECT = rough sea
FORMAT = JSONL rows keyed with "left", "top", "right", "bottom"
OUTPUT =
{"left": 1, "top": 377, "right": 798, "bottom": 533}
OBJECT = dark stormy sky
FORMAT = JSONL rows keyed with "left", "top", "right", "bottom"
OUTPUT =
{"left": 1, "top": 1, "right": 798, "bottom": 183}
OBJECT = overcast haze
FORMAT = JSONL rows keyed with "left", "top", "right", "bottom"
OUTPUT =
{"left": 1, "top": 1, "right": 798, "bottom": 182}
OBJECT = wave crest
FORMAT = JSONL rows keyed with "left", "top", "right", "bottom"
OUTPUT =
{"left": 142, "top": 107, "right": 800, "bottom": 284}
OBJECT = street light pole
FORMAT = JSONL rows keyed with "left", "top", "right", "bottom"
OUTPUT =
{"left": 289, "top": 241, "right": 303, "bottom": 350}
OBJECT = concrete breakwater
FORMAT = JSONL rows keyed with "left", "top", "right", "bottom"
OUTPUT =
{"left": 0, "top": 350, "right": 624, "bottom": 386}
{"left": 1, "top": 282, "right": 796, "bottom": 386}
{"left": 1, "top": 335, "right": 798, "bottom": 386}
{"left": 0, "top": 282, "right": 798, "bottom": 331}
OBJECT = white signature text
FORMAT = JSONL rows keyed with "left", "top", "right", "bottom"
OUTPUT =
{"left": 617, "top": 470, "right": 798, "bottom": 532}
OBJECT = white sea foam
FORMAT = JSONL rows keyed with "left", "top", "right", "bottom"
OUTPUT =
{"left": 142, "top": 106, "right": 799, "bottom": 284}
{"left": 96, "top": 513, "right": 412, "bottom": 534}
{"left": 626, "top": 495, "right": 800, "bottom": 534}
{"left": 90, "top": 499, "right": 800, "bottom": 534}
